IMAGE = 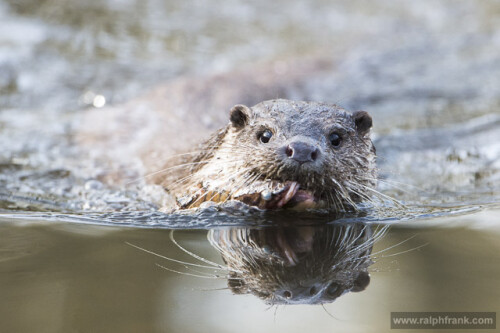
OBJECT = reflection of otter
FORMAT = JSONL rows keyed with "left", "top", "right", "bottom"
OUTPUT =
{"left": 208, "top": 223, "right": 375, "bottom": 305}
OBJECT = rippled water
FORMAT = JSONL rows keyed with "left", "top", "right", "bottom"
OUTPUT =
{"left": 1, "top": 0, "right": 500, "bottom": 331}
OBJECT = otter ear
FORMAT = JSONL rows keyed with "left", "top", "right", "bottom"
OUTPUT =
{"left": 351, "top": 271, "right": 370, "bottom": 292}
{"left": 353, "top": 111, "right": 372, "bottom": 135}
{"left": 230, "top": 104, "right": 252, "bottom": 129}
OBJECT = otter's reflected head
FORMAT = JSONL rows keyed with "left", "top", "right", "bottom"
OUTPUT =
{"left": 208, "top": 223, "right": 375, "bottom": 305}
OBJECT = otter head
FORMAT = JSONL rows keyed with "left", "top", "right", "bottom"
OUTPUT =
{"left": 175, "top": 99, "right": 376, "bottom": 211}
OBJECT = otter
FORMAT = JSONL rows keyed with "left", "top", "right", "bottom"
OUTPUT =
{"left": 76, "top": 60, "right": 376, "bottom": 212}
{"left": 159, "top": 99, "right": 376, "bottom": 211}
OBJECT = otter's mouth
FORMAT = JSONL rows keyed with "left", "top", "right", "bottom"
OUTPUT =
{"left": 178, "top": 181, "right": 320, "bottom": 210}
{"left": 234, "top": 181, "right": 318, "bottom": 210}
{"left": 270, "top": 226, "right": 315, "bottom": 266}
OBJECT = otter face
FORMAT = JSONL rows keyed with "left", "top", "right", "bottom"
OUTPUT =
{"left": 174, "top": 99, "right": 376, "bottom": 211}
{"left": 223, "top": 99, "right": 377, "bottom": 210}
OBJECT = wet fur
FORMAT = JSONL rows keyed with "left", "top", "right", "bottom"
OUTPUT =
{"left": 161, "top": 99, "right": 377, "bottom": 211}
{"left": 208, "top": 224, "right": 377, "bottom": 304}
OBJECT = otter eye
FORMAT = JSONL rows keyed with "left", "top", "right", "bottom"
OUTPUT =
{"left": 259, "top": 130, "right": 273, "bottom": 143}
{"left": 328, "top": 132, "right": 342, "bottom": 147}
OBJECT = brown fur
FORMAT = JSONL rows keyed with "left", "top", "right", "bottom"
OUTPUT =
{"left": 208, "top": 223, "right": 374, "bottom": 304}
{"left": 162, "top": 99, "right": 377, "bottom": 211}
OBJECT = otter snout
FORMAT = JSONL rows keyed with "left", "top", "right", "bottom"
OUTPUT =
{"left": 285, "top": 141, "right": 320, "bottom": 164}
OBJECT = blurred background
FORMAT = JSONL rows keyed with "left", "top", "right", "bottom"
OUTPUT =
{"left": 2, "top": 0, "right": 499, "bottom": 116}
{"left": 1, "top": 0, "right": 499, "bottom": 211}
{"left": 1, "top": 0, "right": 500, "bottom": 332}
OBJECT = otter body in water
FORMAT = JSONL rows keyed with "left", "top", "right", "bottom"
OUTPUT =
{"left": 161, "top": 99, "right": 376, "bottom": 211}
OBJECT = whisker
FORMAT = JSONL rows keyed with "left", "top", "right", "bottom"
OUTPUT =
{"left": 125, "top": 160, "right": 212, "bottom": 185}
{"left": 156, "top": 263, "right": 220, "bottom": 279}
{"left": 363, "top": 176, "right": 420, "bottom": 194}
{"left": 125, "top": 242, "right": 226, "bottom": 270}
{"left": 321, "top": 304, "right": 340, "bottom": 320}
{"left": 369, "top": 234, "right": 418, "bottom": 257}
{"left": 379, "top": 242, "right": 428, "bottom": 258}
{"left": 169, "top": 230, "right": 240, "bottom": 272}
{"left": 168, "top": 159, "right": 247, "bottom": 190}
{"left": 193, "top": 287, "right": 231, "bottom": 292}
{"left": 357, "top": 183, "right": 405, "bottom": 207}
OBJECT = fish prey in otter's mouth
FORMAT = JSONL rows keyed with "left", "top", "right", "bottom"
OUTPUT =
{"left": 234, "top": 181, "right": 318, "bottom": 210}
{"left": 162, "top": 99, "right": 377, "bottom": 212}
{"left": 178, "top": 180, "right": 318, "bottom": 210}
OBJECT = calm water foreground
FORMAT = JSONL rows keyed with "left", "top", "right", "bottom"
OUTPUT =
{"left": 1, "top": 209, "right": 500, "bottom": 332}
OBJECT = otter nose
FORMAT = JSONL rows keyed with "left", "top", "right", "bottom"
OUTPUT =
{"left": 276, "top": 282, "right": 326, "bottom": 303}
{"left": 286, "top": 142, "right": 319, "bottom": 163}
